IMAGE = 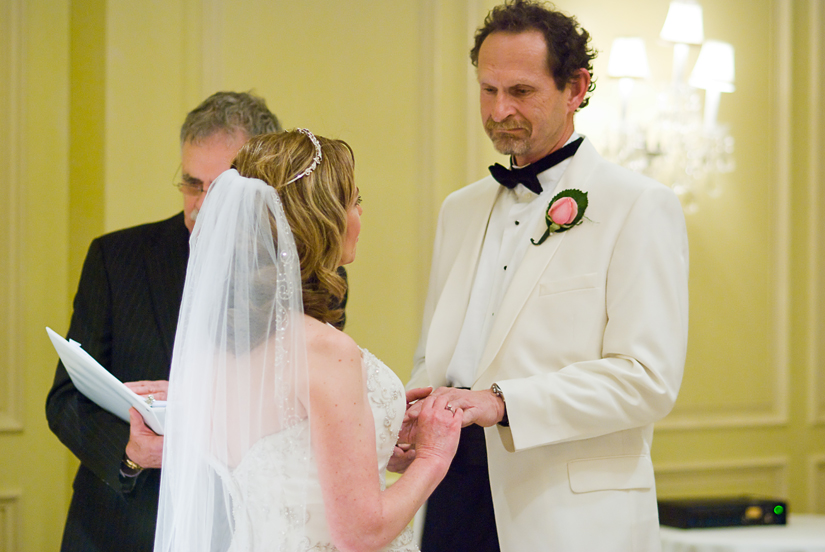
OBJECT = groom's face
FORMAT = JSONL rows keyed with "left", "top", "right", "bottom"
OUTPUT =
{"left": 477, "top": 30, "right": 577, "bottom": 165}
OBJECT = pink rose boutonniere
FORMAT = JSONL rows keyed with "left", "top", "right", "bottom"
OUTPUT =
{"left": 531, "top": 189, "right": 589, "bottom": 246}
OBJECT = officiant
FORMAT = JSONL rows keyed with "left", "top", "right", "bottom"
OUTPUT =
{"left": 401, "top": 1, "right": 690, "bottom": 551}
{"left": 45, "top": 91, "right": 281, "bottom": 552}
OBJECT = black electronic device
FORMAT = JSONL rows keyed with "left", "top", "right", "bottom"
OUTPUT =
{"left": 658, "top": 496, "right": 787, "bottom": 529}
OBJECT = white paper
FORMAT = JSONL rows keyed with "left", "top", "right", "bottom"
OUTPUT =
{"left": 46, "top": 326, "right": 165, "bottom": 435}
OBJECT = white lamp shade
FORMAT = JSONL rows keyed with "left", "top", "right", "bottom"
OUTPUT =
{"left": 689, "top": 40, "right": 735, "bottom": 92}
{"left": 607, "top": 37, "right": 651, "bottom": 78}
{"left": 660, "top": 0, "right": 705, "bottom": 44}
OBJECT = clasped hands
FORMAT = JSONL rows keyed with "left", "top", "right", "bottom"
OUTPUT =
{"left": 388, "top": 386, "right": 505, "bottom": 474}
{"left": 123, "top": 380, "right": 168, "bottom": 469}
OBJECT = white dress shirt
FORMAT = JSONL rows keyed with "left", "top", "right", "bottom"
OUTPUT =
{"left": 445, "top": 134, "right": 580, "bottom": 387}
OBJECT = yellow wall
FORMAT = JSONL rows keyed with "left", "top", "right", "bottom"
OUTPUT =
{"left": 1, "top": 1, "right": 72, "bottom": 551}
{"left": 2, "top": 0, "right": 824, "bottom": 549}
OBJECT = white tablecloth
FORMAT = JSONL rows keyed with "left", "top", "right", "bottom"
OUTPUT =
{"left": 661, "top": 514, "right": 825, "bottom": 552}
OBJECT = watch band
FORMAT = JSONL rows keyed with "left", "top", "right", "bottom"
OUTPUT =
{"left": 490, "top": 383, "right": 509, "bottom": 427}
{"left": 120, "top": 453, "right": 144, "bottom": 477}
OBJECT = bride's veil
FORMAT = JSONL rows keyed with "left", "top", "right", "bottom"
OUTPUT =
{"left": 154, "top": 168, "right": 310, "bottom": 551}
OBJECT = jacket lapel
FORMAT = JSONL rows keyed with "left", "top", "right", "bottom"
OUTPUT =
{"left": 474, "top": 138, "right": 602, "bottom": 382}
{"left": 426, "top": 182, "right": 501, "bottom": 383}
{"left": 143, "top": 213, "right": 190, "bottom": 362}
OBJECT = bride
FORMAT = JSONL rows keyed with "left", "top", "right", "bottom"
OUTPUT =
{"left": 154, "top": 129, "right": 462, "bottom": 552}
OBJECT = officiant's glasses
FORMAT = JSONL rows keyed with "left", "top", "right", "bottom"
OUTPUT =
{"left": 176, "top": 180, "right": 206, "bottom": 197}
{"left": 171, "top": 164, "right": 207, "bottom": 197}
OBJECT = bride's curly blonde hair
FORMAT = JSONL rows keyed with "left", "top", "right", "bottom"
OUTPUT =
{"left": 232, "top": 130, "right": 356, "bottom": 326}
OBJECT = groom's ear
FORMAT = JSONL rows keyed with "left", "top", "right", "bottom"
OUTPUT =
{"left": 566, "top": 68, "right": 591, "bottom": 112}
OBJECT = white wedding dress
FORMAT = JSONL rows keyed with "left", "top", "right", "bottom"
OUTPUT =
{"left": 224, "top": 349, "right": 417, "bottom": 552}
{"left": 154, "top": 171, "right": 417, "bottom": 552}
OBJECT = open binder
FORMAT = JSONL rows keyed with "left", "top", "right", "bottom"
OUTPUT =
{"left": 46, "top": 326, "right": 166, "bottom": 435}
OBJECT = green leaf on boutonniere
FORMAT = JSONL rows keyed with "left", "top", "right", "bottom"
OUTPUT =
{"left": 531, "top": 189, "right": 589, "bottom": 246}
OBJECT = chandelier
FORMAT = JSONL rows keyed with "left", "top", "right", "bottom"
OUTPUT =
{"left": 603, "top": 0, "right": 735, "bottom": 213}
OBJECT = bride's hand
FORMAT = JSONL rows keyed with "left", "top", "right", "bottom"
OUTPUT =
{"left": 387, "top": 443, "right": 416, "bottom": 474}
{"left": 397, "top": 387, "right": 434, "bottom": 445}
{"left": 405, "top": 394, "right": 462, "bottom": 468}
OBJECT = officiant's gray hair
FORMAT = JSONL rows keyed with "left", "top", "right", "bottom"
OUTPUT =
{"left": 180, "top": 91, "right": 281, "bottom": 145}
{"left": 470, "top": 0, "right": 597, "bottom": 109}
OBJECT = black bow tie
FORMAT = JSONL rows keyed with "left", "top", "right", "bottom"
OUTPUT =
{"left": 489, "top": 137, "right": 584, "bottom": 195}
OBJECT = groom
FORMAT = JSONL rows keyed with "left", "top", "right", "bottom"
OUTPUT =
{"left": 401, "top": 1, "right": 689, "bottom": 551}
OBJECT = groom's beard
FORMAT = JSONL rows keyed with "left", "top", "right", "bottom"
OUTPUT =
{"left": 485, "top": 116, "right": 533, "bottom": 157}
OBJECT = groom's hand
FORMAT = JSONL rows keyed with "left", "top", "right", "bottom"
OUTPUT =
{"left": 407, "top": 387, "right": 505, "bottom": 428}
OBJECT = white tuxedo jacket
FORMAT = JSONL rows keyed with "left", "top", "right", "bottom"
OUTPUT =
{"left": 409, "top": 138, "right": 689, "bottom": 552}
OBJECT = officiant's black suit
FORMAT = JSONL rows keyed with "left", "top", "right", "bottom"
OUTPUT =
{"left": 46, "top": 212, "right": 189, "bottom": 552}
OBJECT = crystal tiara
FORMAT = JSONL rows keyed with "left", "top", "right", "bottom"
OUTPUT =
{"left": 285, "top": 128, "right": 323, "bottom": 184}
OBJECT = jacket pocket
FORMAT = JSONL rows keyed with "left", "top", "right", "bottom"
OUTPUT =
{"left": 539, "top": 272, "right": 599, "bottom": 296}
{"left": 567, "top": 455, "right": 654, "bottom": 493}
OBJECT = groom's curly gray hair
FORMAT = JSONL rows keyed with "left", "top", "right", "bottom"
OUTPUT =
{"left": 470, "top": 0, "right": 597, "bottom": 110}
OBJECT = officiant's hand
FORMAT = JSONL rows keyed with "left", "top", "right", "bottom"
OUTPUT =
{"left": 125, "top": 407, "right": 164, "bottom": 469}
{"left": 124, "top": 379, "right": 169, "bottom": 401}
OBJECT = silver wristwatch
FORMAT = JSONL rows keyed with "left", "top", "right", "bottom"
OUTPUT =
{"left": 490, "top": 383, "right": 509, "bottom": 427}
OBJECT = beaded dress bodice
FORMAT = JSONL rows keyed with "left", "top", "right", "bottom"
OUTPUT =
{"left": 225, "top": 349, "right": 416, "bottom": 551}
